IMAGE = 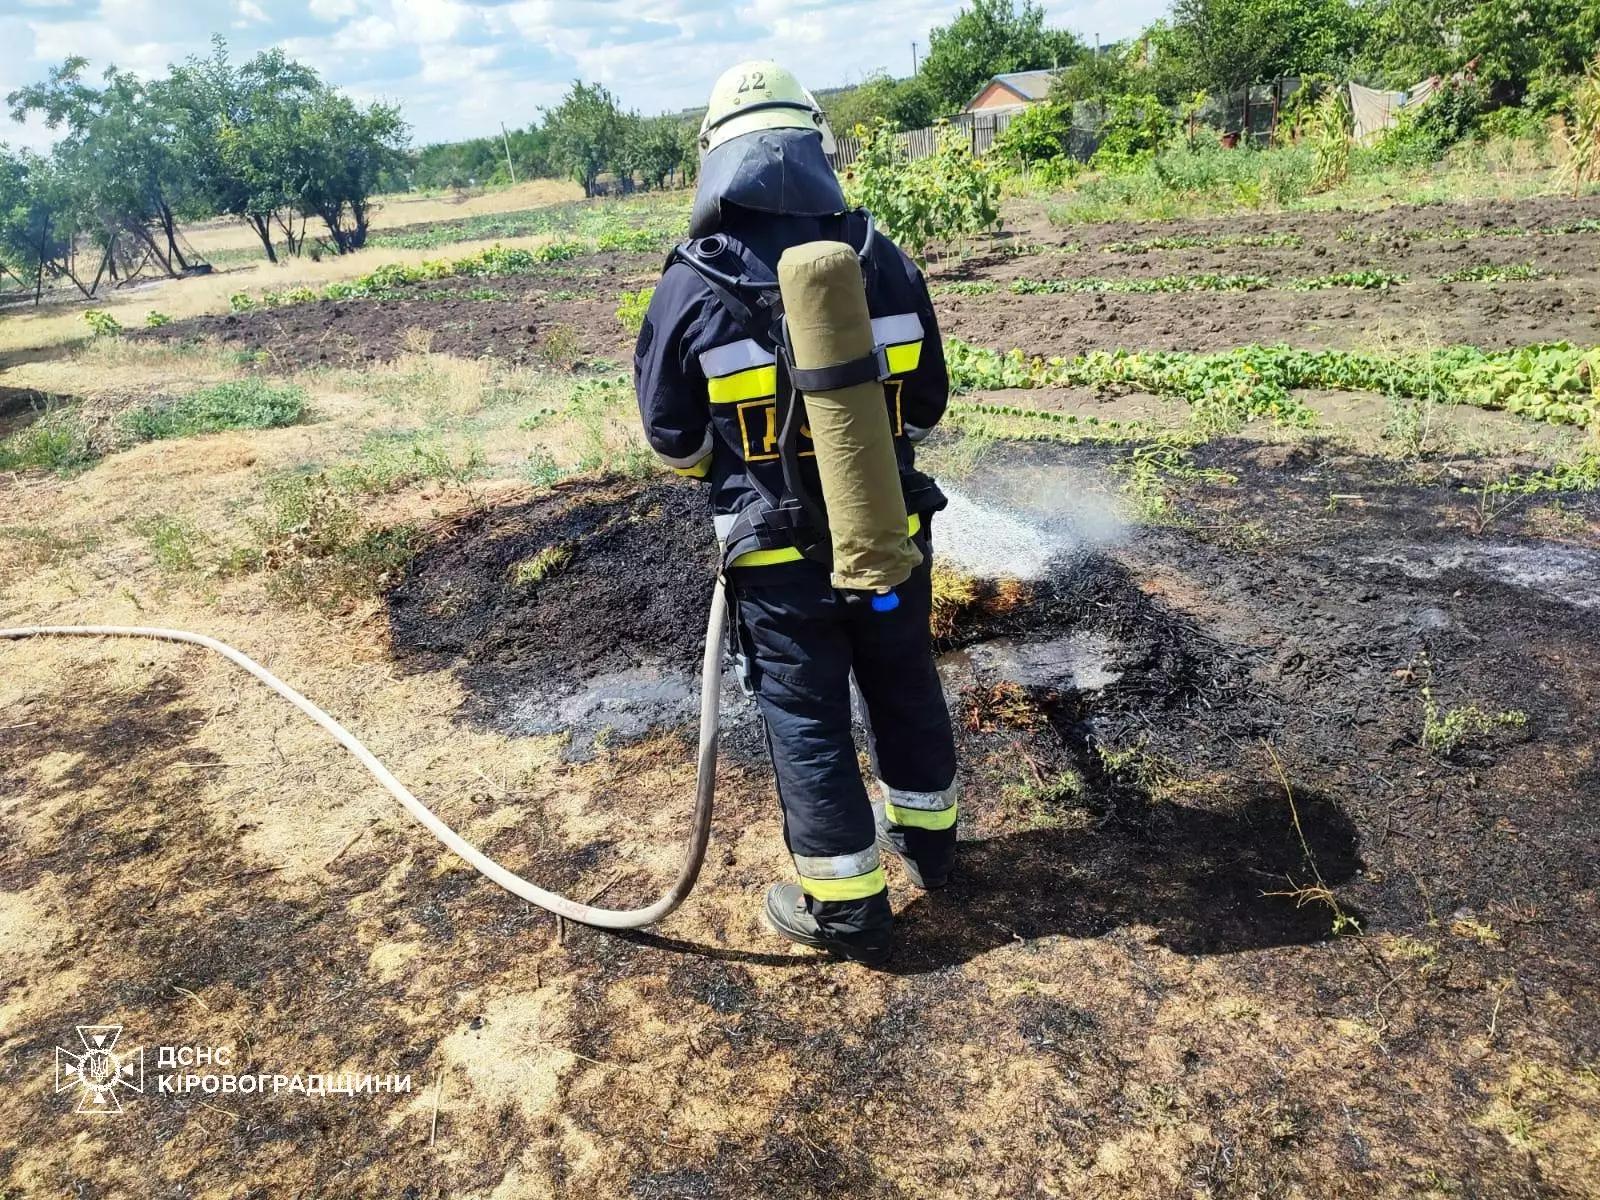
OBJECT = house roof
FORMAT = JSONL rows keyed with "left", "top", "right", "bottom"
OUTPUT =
{"left": 966, "top": 68, "right": 1061, "bottom": 109}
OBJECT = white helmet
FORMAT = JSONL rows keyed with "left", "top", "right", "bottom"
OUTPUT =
{"left": 699, "top": 60, "right": 836, "bottom": 156}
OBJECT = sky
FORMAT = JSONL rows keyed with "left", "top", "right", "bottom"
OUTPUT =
{"left": 0, "top": 0, "right": 1170, "bottom": 152}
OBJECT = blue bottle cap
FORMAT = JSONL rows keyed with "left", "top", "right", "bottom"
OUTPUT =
{"left": 870, "top": 590, "right": 900, "bottom": 613}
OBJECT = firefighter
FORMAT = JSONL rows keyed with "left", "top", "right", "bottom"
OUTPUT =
{"left": 633, "top": 61, "right": 959, "bottom": 965}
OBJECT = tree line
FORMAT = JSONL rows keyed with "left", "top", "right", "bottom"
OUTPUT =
{"left": 0, "top": 37, "right": 406, "bottom": 298}
{"left": 820, "top": 0, "right": 1600, "bottom": 136}
{"left": 397, "top": 82, "right": 698, "bottom": 197}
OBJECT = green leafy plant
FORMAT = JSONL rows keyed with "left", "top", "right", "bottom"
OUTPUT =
{"left": 121, "top": 379, "right": 308, "bottom": 442}
{"left": 1436, "top": 264, "right": 1545, "bottom": 284}
{"left": 144, "top": 310, "right": 172, "bottom": 328}
{"left": 947, "top": 339, "right": 1600, "bottom": 431}
{"left": 1101, "top": 232, "right": 1303, "bottom": 254}
{"left": 846, "top": 120, "right": 1000, "bottom": 261}
{"left": 1306, "top": 90, "right": 1353, "bottom": 191}
{"left": 1286, "top": 270, "right": 1407, "bottom": 290}
{"left": 615, "top": 286, "right": 654, "bottom": 335}
{"left": 84, "top": 309, "right": 122, "bottom": 337}
{"left": 1089, "top": 93, "right": 1173, "bottom": 173}
{"left": 1560, "top": 55, "right": 1600, "bottom": 195}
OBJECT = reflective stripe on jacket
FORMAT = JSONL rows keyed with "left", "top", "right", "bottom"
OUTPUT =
{"left": 632, "top": 210, "right": 948, "bottom": 567}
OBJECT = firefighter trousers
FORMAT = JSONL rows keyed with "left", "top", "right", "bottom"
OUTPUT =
{"left": 728, "top": 529, "right": 959, "bottom": 942}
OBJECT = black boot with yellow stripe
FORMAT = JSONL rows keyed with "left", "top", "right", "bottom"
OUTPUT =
{"left": 763, "top": 882, "right": 893, "bottom": 966}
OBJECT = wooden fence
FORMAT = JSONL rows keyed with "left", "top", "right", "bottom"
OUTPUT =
{"left": 829, "top": 110, "right": 1019, "bottom": 171}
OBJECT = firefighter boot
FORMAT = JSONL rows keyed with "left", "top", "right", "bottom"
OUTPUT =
{"left": 762, "top": 883, "right": 893, "bottom": 966}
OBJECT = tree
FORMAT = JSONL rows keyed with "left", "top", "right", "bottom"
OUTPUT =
{"left": 623, "top": 115, "right": 692, "bottom": 191}
{"left": 167, "top": 38, "right": 322, "bottom": 262}
{"left": 919, "top": 0, "right": 1083, "bottom": 116}
{"left": 827, "top": 73, "right": 938, "bottom": 134}
{"left": 0, "top": 148, "right": 85, "bottom": 300}
{"left": 9, "top": 60, "right": 198, "bottom": 278}
{"left": 1051, "top": 44, "right": 1133, "bottom": 103}
{"left": 295, "top": 90, "right": 407, "bottom": 253}
{"left": 1148, "top": 0, "right": 1369, "bottom": 100}
{"left": 544, "top": 81, "right": 626, "bottom": 198}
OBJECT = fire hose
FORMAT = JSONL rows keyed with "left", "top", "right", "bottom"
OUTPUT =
{"left": 0, "top": 579, "right": 726, "bottom": 931}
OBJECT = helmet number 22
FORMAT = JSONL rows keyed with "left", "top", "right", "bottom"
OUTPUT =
{"left": 736, "top": 71, "right": 767, "bottom": 93}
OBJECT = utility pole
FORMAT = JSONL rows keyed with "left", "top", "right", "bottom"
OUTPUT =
{"left": 912, "top": 42, "right": 918, "bottom": 74}
{"left": 500, "top": 122, "right": 517, "bottom": 185}
{"left": 1094, "top": 33, "right": 1101, "bottom": 58}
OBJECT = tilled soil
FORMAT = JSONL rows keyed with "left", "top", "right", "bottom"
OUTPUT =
{"left": 931, "top": 194, "right": 1600, "bottom": 355}
{"left": 133, "top": 253, "right": 656, "bottom": 370}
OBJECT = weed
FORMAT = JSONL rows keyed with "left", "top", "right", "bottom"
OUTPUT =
{"left": 256, "top": 473, "right": 421, "bottom": 608}
{"left": 615, "top": 287, "right": 654, "bottom": 335}
{"left": 84, "top": 309, "right": 122, "bottom": 337}
{"left": 135, "top": 515, "right": 207, "bottom": 573}
{"left": 0, "top": 409, "right": 97, "bottom": 474}
{"left": 122, "top": 379, "right": 308, "bottom": 442}
{"left": 327, "top": 434, "right": 487, "bottom": 495}
{"left": 1421, "top": 694, "right": 1528, "bottom": 756}
{"left": 1115, "top": 439, "right": 1236, "bottom": 520}
{"left": 523, "top": 446, "right": 569, "bottom": 488}
{"left": 1262, "top": 742, "right": 1362, "bottom": 936}
{"left": 538, "top": 324, "right": 584, "bottom": 370}
{"left": 507, "top": 544, "right": 573, "bottom": 587}
{"left": 144, "top": 311, "right": 172, "bottom": 328}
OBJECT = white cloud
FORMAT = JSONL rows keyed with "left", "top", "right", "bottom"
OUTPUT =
{"left": 2, "top": 0, "right": 1171, "bottom": 152}
{"left": 308, "top": 0, "right": 361, "bottom": 19}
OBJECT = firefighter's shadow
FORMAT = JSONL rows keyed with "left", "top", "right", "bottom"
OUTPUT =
{"left": 885, "top": 782, "right": 1363, "bottom": 975}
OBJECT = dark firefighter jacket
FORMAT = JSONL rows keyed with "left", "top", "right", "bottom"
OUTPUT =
{"left": 632, "top": 207, "right": 949, "bottom": 568}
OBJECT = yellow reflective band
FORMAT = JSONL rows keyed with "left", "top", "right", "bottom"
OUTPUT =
{"left": 883, "top": 340, "right": 922, "bottom": 375}
{"left": 883, "top": 801, "right": 958, "bottom": 831}
{"left": 730, "top": 513, "right": 923, "bottom": 568}
{"left": 708, "top": 365, "right": 778, "bottom": 404}
{"left": 673, "top": 456, "right": 711, "bottom": 479}
{"left": 799, "top": 865, "right": 887, "bottom": 902}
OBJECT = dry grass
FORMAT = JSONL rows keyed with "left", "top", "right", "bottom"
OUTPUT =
{"left": 181, "top": 178, "right": 584, "bottom": 258}
{"left": 0, "top": 232, "right": 568, "bottom": 359}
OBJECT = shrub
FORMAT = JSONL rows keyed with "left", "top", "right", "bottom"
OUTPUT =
{"left": 84, "top": 309, "right": 122, "bottom": 337}
{"left": 144, "top": 311, "right": 172, "bottom": 328}
{"left": 992, "top": 101, "right": 1075, "bottom": 169}
{"left": 1089, "top": 94, "right": 1173, "bottom": 173}
{"left": 846, "top": 121, "right": 1000, "bottom": 260}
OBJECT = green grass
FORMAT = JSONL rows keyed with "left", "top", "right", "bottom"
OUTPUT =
{"left": 947, "top": 339, "right": 1600, "bottom": 431}
{"left": 0, "top": 415, "right": 97, "bottom": 473}
{"left": 136, "top": 515, "right": 207, "bottom": 573}
{"left": 121, "top": 379, "right": 308, "bottom": 442}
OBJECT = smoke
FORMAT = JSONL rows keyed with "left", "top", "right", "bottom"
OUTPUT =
{"left": 934, "top": 464, "right": 1129, "bottom": 581}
